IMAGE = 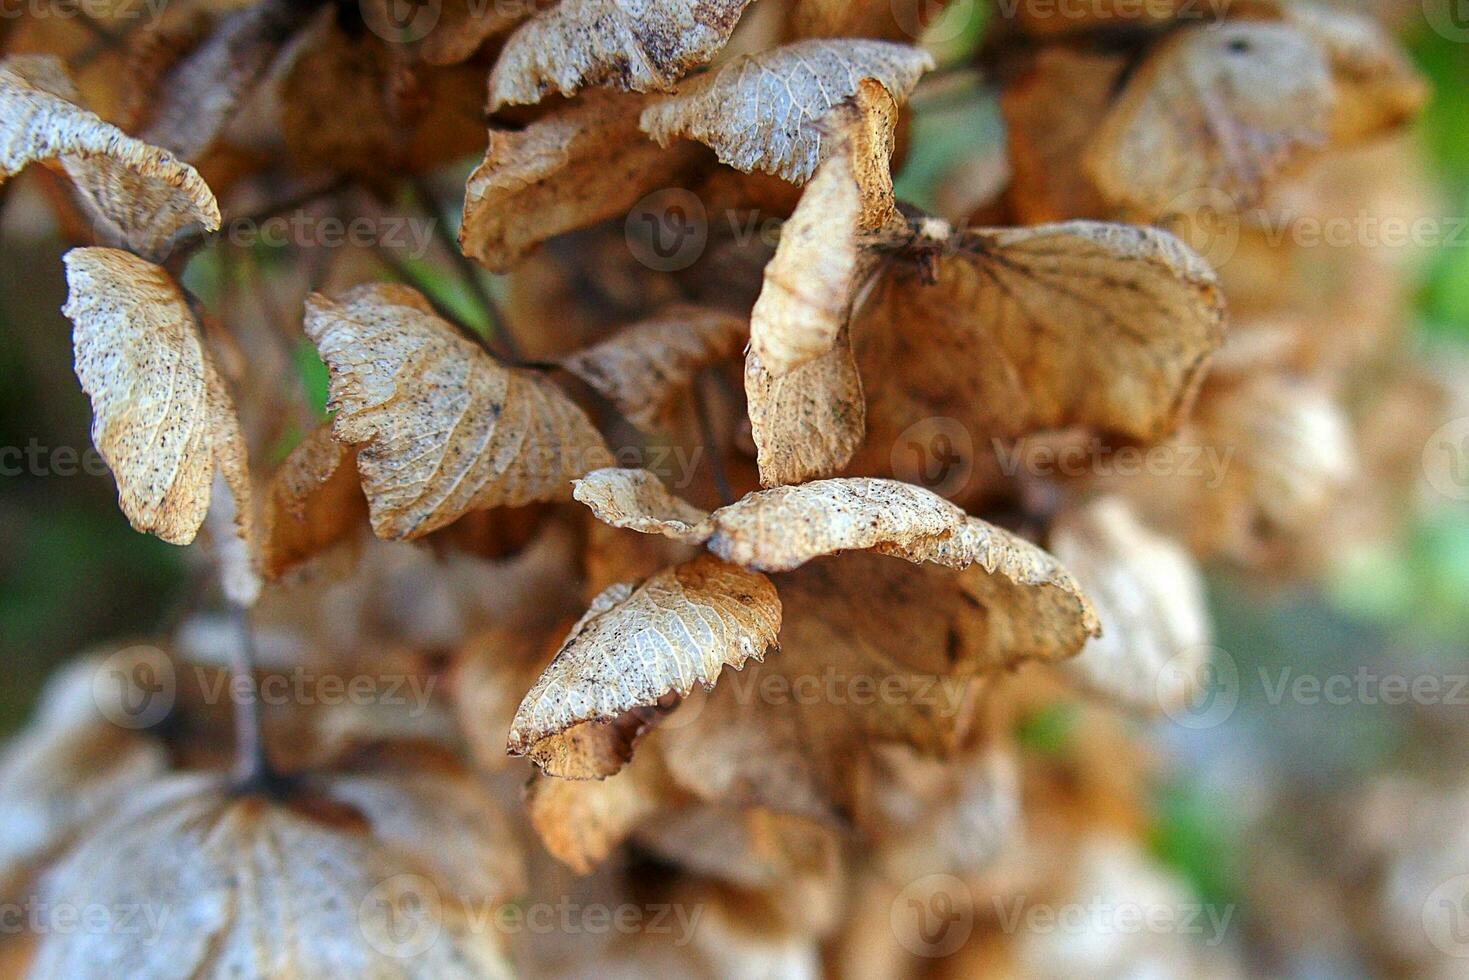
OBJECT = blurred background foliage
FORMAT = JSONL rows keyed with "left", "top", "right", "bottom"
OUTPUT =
{"left": 0, "top": 5, "right": 1465, "bottom": 973}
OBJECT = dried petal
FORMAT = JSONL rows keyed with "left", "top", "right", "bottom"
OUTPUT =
{"left": 261, "top": 425, "right": 366, "bottom": 579}
{"left": 509, "top": 554, "right": 781, "bottom": 779}
{"left": 64, "top": 248, "right": 251, "bottom": 548}
{"left": 1, "top": 56, "right": 220, "bottom": 257}
{"left": 561, "top": 304, "right": 747, "bottom": 432}
{"left": 305, "top": 283, "right": 613, "bottom": 540}
{"left": 640, "top": 39, "right": 933, "bottom": 183}
{"left": 489, "top": 0, "right": 755, "bottom": 107}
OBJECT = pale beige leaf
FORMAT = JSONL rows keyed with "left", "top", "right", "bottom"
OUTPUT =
{"left": 64, "top": 248, "right": 251, "bottom": 549}
{"left": 640, "top": 39, "right": 933, "bottom": 183}
{"left": 561, "top": 304, "right": 747, "bottom": 432}
{"left": 305, "top": 283, "right": 613, "bottom": 540}
{"left": 856, "top": 221, "right": 1224, "bottom": 454}
{"left": 745, "top": 334, "right": 865, "bottom": 487}
{"left": 508, "top": 554, "right": 781, "bottom": 779}
{"left": 747, "top": 81, "right": 897, "bottom": 377}
{"left": 572, "top": 466, "right": 713, "bottom": 538}
{"left": 261, "top": 424, "right": 366, "bottom": 580}
{"left": 1050, "top": 497, "right": 1211, "bottom": 713}
{"left": 1083, "top": 22, "right": 1332, "bottom": 215}
{"left": 29, "top": 772, "right": 518, "bottom": 978}
{"left": 461, "top": 90, "right": 702, "bottom": 273}
{"left": 1282, "top": 2, "right": 1426, "bottom": 145}
{"left": 489, "top": 0, "right": 755, "bottom": 108}
{"left": 0, "top": 56, "right": 220, "bottom": 257}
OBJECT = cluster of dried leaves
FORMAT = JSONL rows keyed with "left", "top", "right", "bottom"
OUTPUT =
{"left": 0, "top": 0, "right": 1443, "bottom": 975}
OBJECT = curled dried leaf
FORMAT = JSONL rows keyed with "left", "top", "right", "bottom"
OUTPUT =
{"left": 640, "top": 39, "right": 933, "bottom": 183}
{"left": 856, "top": 221, "right": 1224, "bottom": 454}
{"left": 1050, "top": 497, "right": 1211, "bottom": 714}
{"left": 745, "top": 335, "right": 865, "bottom": 487}
{"left": 572, "top": 466, "right": 713, "bottom": 538}
{"left": 64, "top": 248, "right": 251, "bottom": 549}
{"left": 261, "top": 424, "right": 366, "bottom": 580}
{"left": 526, "top": 761, "right": 667, "bottom": 873}
{"left": 561, "top": 304, "right": 747, "bottom": 432}
{"left": 509, "top": 554, "right": 781, "bottom": 779}
{"left": 1083, "top": 22, "right": 1332, "bottom": 215}
{"left": 489, "top": 0, "right": 755, "bottom": 108}
{"left": 1, "top": 56, "right": 220, "bottom": 257}
{"left": 305, "top": 283, "right": 613, "bottom": 540}
{"left": 461, "top": 90, "right": 702, "bottom": 272}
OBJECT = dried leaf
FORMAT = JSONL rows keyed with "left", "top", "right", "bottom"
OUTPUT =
{"left": 1, "top": 56, "right": 220, "bottom": 257}
{"left": 416, "top": 0, "right": 529, "bottom": 66}
{"left": 509, "top": 554, "right": 781, "bottom": 779}
{"left": 561, "top": 304, "right": 747, "bottom": 432}
{"left": 1083, "top": 22, "right": 1332, "bottom": 215}
{"left": 572, "top": 466, "right": 713, "bottom": 538}
{"left": 261, "top": 424, "right": 366, "bottom": 579}
{"left": 305, "top": 283, "right": 613, "bottom": 540}
{"left": 489, "top": 0, "right": 756, "bottom": 108}
{"left": 745, "top": 334, "right": 865, "bottom": 487}
{"left": 461, "top": 90, "right": 702, "bottom": 272}
{"left": 526, "top": 761, "right": 667, "bottom": 872}
{"left": 1282, "top": 2, "right": 1426, "bottom": 145}
{"left": 640, "top": 39, "right": 933, "bottom": 183}
{"left": 64, "top": 248, "right": 251, "bottom": 549}
{"left": 855, "top": 221, "right": 1224, "bottom": 452}
{"left": 747, "top": 81, "right": 897, "bottom": 378}
{"left": 29, "top": 772, "right": 518, "bottom": 978}
{"left": 1050, "top": 497, "right": 1211, "bottom": 714}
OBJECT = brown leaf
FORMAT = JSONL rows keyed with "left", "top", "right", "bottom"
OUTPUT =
{"left": 561, "top": 304, "right": 747, "bottom": 433}
{"left": 745, "top": 334, "right": 866, "bottom": 487}
{"left": 261, "top": 424, "right": 366, "bottom": 580}
{"left": 461, "top": 89, "right": 703, "bottom": 272}
{"left": 508, "top": 554, "right": 781, "bottom": 779}
{"left": 305, "top": 283, "right": 613, "bottom": 540}
{"left": 29, "top": 771, "right": 519, "bottom": 977}
{"left": 855, "top": 221, "right": 1224, "bottom": 453}
{"left": 572, "top": 466, "right": 713, "bottom": 538}
{"left": 1, "top": 56, "right": 220, "bottom": 257}
{"left": 64, "top": 248, "right": 251, "bottom": 549}
{"left": 1083, "top": 22, "right": 1332, "bottom": 215}
{"left": 1049, "top": 497, "right": 1211, "bottom": 714}
{"left": 640, "top": 39, "right": 933, "bottom": 183}
{"left": 525, "top": 760, "right": 668, "bottom": 873}
{"left": 488, "top": 0, "right": 755, "bottom": 108}
{"left": 784, "top": 0, "right": 943, "bottom": 40}
{"left": 415, "top": 0, "right": 529, "bottom": 66}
